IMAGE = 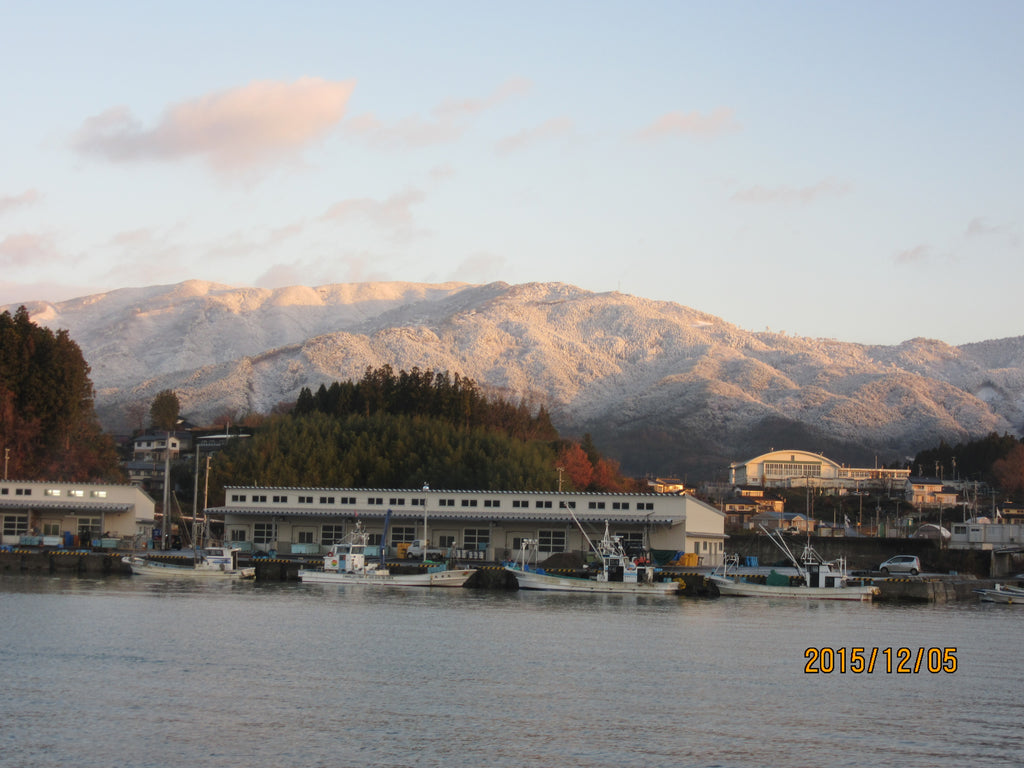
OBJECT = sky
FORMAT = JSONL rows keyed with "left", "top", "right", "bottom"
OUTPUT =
{"left": 1, "top": 1, "right": 1021, "bottom": 346}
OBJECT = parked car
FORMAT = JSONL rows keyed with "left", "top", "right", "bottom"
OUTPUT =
{"left": 879, "top": 555, "right": 921, "bottom": 575}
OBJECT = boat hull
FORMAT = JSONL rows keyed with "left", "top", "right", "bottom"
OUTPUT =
{"left": 710, "top": 575, "right": 878, "bottom": 602}
{"left": 506, "top": 567, "right": 680, "bottom": 595}
{"left": 298, "top": 568, "right": 476, "bottom": 587}
{"left": 122, "top": 556, "right": 255, "bottom": 580}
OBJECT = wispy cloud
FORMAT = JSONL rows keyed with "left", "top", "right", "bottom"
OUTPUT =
{"left": 732, "top": 178, "right": 851, "bottom": 204}
{"left": 344, "top": 78, "right": 531, "bottom": 149}
{"left": 966, "top": 217, "right": 1003, "bottom": 237}
{"left": 71, "top": 78, "right": 355, "bottom": 173}
{"left": 0, "top": 233, "right": 60, "bottom": 268}
{"left": 255, "top": 252, "right": 392, "bottom": 289}
{"left": 634, "top": 107, "right": 739, "bottom": 140}
{"left": 319, "top": 189, "right": 426, "bottom": 240}
{"left": 495, "top": 117, "right": 573, "bottom": 155}
{"left": 0, "top": 189, "right": 41, "bottom": 216}
{"left": 893, "top": 244, "right": 930, "bottom": 264}
{"left": 450, "top": 250, "right": 507, "bottom": 282}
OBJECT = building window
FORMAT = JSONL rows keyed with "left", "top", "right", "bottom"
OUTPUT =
{"left": 229, "top": 529, "right": 248, "bottom": 542}
{"left": 512, "top": 500, "right": 528, "bottom": 508}
{"left": 42, "top": 522, "right": 61, "bottom": 536}
{"left": 558, "top": 501, "right": 576, "bottom": 509}
{"left": 70, "top": 490, "right": 84, "bottom": 497}
{"left": 46, "top": 489, "right": 62, "bottom": 497}
{"left": 438, "top": 534, "right": 456, "bottom": 548}
{"left": 535, "top": 500, "right": 552, "bottom": 509}
{"left": 588, "top": 501, "right": 606, "bottom": 510}
{"left": 439, "top": 498, "right": 455, "bottom": 507}
{"left": 15, "top": 488, "right": 31, "bottom": 496}
{"left": 254, "top": 523, "right": 277, "bottom": 544}
{"left": 612, "top": 502, "right": 630, "bottom": 510}
{"left": 339, "top": 496, "right": 356, "bottom": 504}
{"left": 617, "top": 532, "right": 643, "bottom": 550}
{"left": 297, "top": 496, "right": 313, "bottom": 504}
{"left": 367, "top": 497, "right": 383, "bottom": 505}
{"left": 461, "top": 499, "right": 478, "bottom": 507}
{"left": 538, "top": 529, "right": 566, "bottom": 553}
{"left": 2, "top": 515, "right": 28, "bottom": 536}
{"left": 464, "top": 528, "right": 489, "bottom": 549}
{"left": 253, "top": 495, "right": 267, "bottom": 503}
{"left": 296, "top": 530, "right": 314, "bottom": 544}
{"left": 484, "top": 499, "right": 501, "bottom": 508}
{"left": 319, "top": 496, "right": 335, "bottom": 504}
{"left": 637, "top": 502, "right": 654, "bottom": 511}
{"left": 391, "top": 526, "right": 415, "bottom": 545}
{"left": 231, "top": 494, "right": 247, "bottom": 502}
{"left": 411, "top": 498, "right": 425, "bottom": 506}
{"left": 388, "top": 498, "right": 406, "bottom": 506}
{"left": 321, "top": 525, "right": 345, "bottom": 544}
{"left": 272, "top": 495, "right": 288, "bottom": 504}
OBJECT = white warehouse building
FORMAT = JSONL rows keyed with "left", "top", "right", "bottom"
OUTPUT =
{"left": 209, "top": 486, "right": 726, "bottom": 566}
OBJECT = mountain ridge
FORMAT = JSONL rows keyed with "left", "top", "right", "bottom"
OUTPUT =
{"left": 7, "top": 280, "right": 1023, "bottom": 478}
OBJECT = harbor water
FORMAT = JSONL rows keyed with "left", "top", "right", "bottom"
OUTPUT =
{"left": 0, "top": 574, "right": 1019, "bottom": 768}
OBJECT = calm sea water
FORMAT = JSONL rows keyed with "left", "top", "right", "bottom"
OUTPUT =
{"left": 0, "top": 573, "right": 1019, "bottom": 768}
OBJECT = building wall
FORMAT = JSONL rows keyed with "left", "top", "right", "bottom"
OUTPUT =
{"left": 0, "top": 481, "right": 155, "bottom": 545}
{"left": 213, "top": 486, "right": 725, "bottom": 565}
{"left": 730, "top": 449, "right": 910, "bottom": 490}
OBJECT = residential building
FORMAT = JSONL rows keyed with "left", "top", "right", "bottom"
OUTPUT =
{"left": 207, "top": 485, "right": 727, "bottom": 565}
{"left": 905, "top": 477, "right": 959, "bottom": 508}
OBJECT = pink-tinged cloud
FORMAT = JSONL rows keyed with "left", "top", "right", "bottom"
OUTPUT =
{"left": 496, "top": 117, "right": 573, "bottom": 155}
{"left": 732, "top": 178, "right": 851, "bottom": 204}
{"left": 0, "top": 233, "right": 59, "bottom": 267}
{"left": 71, "top": 78, "right": 355, "bottom": 173}
{"left": 0, "top": 189, "right": 40, "bottom": 216}
{"left": 894, "top": 245, "right": 930, "bottom": 264}
{"left": 320, "top": 189, "right": 426, "bottom": 239}
{"left": 634, "top": 107, "right": 739, "bottom": 140}
{"left": 344, "top": 78, "right": 531, "bottom": 149}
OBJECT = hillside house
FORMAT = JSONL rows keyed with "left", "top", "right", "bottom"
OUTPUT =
{"left": 905, "top": 477, "right": 959, "bottom": 508}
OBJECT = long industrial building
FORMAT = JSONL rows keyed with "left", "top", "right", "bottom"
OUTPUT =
{"left": 208, "top": 486, "right": 726, "bottom": 565}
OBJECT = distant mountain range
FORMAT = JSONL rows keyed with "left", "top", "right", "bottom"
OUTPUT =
{"left": 9, "top": 280, "right": 1024, "bottom": 479}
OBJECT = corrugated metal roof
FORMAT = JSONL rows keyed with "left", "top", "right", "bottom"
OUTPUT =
{"left": 0, "top": 500, "right": 134, "bottom": 513}
{"left": 223, "top": 485, "right": 672, "bottom": 498}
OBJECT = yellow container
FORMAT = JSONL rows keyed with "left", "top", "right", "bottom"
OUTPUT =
{"left": 397, "top": 542, "right": 410, "bottom": 559}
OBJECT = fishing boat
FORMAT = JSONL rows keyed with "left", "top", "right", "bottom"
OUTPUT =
{"left": 503, "top": 522, "right": 681, "bottom": 595}
{"left": 122, "top": 546, "right": 255, "bottom": 579}
{"left": 974, "top": 583, "right": 1024, "bottom": 604}
{"left": 297, "top": 523, "right": 476, "bottom": 587}
{"left": 709, "top": 527, "right": 879, "bottom": 602}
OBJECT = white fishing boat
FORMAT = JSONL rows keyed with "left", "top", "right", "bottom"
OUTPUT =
{"left": 709, "top": 528, "right": 879, "bottom": 602}
{"left": 974, "top": 583, "right": 1024, "bottom": 604}
{"left": 297, "top": 524, "right": 476, "bottom": 587}
{"left": 503, "top": 523, "right": 680, "bottom": 596}
{"left": 122, "top": 546, "right": 255, "bottom": 579}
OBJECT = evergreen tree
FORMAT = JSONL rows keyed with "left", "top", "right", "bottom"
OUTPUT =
{"left": 0, "top": 307, "right": 121, "bottom": 480}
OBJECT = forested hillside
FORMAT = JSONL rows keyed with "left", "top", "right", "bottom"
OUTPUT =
{"left": 208, "top": 366, "right": 639, "bottom": 499}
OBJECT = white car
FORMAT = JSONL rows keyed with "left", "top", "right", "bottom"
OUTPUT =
{"left": 879, "top": 555, "right": 921, "bottom": 575}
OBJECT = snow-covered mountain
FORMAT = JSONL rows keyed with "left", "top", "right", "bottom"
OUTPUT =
{"left": 9, "top": 280, "right": 1024, "bottom": 477}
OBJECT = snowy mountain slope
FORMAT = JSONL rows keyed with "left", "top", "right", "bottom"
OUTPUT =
{"left": 7, "top": 280, "right": 1022, "bottom": 476}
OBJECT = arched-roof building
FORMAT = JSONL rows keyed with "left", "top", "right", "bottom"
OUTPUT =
{"left": 729, "top": 449, "right": 909, "bottom": 491}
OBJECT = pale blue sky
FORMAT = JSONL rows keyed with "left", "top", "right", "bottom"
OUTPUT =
{"left": 1, "top": 1, "right": 1021, "bottom": 345}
